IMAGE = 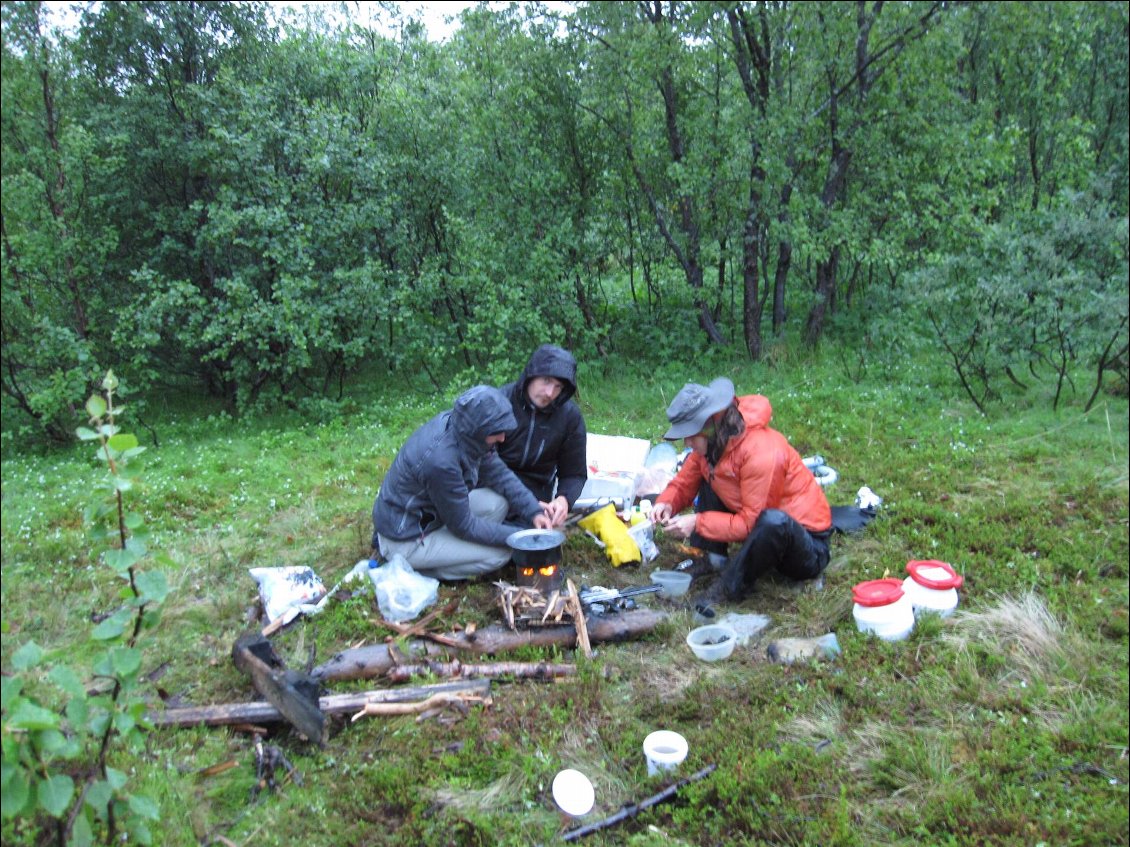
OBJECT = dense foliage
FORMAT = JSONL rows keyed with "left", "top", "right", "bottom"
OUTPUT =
{"left": 2, "top": 1, "right": 1126, "bottom": 443}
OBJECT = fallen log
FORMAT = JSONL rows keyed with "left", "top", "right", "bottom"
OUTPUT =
{"left": 233, "top": 633, "right": 325, "bottom": 746}
{"left": 385, "top": 660, "right": 575, "bottom": 683}
{"left": 313, "top": 608, "right": 668, "bottom": 684}
{"left": 149, "top": 679, "right": 492, "bottom": 729}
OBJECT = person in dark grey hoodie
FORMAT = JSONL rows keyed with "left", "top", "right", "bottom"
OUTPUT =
{"left": 373, "top": 385, "right": 553, "bottom": 580}
{"left": 497, "top": 345, "right": 588, "bottom": 527}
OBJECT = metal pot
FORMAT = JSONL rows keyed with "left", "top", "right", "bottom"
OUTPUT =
{"left": 507, "top": 528, "right": 565, "bottom": 591}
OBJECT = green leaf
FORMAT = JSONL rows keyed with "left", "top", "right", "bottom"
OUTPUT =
{"left": 48, "top": 665, "right": 86, "bottom": 698}
{"left": 1, "top": 675, "right": 23, "bottom": 709}
{"left": 1, "top": 764, "right": 31, "bottom": 819}
{"left": 101, "top": 370, "right": 118, "bottom": 391}
{"left": 91, "top": 611, "right": 128, "bottom": 641}
{"left": 128, "top": 792, "right": 160, "bottom": 820}
{"left": 33, "top": 728, "right": 69, "bottom": 756}
{"left": 113, "top": 711, "right": 137, "bottom": 736}
{"left": 133, "top": 820, "right": 153, "bottom": 845}
{"left": 76, "top": 426, "right": 100, "bottom": 441}
{"left": 84, "top": 777, "right": 113, "bottom": 814}
{"left": 64, "top": 697, "right": 90, "bottom": 729}
{"left": 104, "top": 767, "right": 128, "bottom": 792}
{"left": 111, "top": 476, "right": 134, "bottom": 493}
{"left": 134, "top": 570, "right": 168, "bottom": 605}
{"left": 123, "top": 512, "right": 145, "bottom": 530}
{"left": 85, "top": 395, "right": 107, "bottom": 418}
{"left": 109, "top": 647, "right": 142, "bottom": 678}
{"left": 7, "top": 700, "right": 62, "bottom": 731}
{"left": 69, "top": 811, "right": 94, "bottom": 847}
{"left": 107, "top": 433, "right": 139, "bottom": 452}
{"left": 103, "top": 547, "right": 141, "bottom": 573}
{"left": 11, "top": 640, "right": 43, "bottom": 671}
{"left": 37, "top": 773, "right": 75, "bottom": 817}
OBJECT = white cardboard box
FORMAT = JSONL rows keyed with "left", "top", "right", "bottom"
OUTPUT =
{"left": 575, "top": 433, "right": 651, "bottom": 511}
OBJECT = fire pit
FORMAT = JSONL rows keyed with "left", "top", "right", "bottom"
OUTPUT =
{"left": 507, "top": 528, "right": 565, "bottom": 593}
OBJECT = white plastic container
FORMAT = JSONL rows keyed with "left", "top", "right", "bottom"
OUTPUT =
{"left": 902, "top": 560, "right": 963, "bottom": 618}
{"left": 685, "top": 624, "right": 737, "bottom": 661}
{"left": 852, "top": 578, "right": 914, "bottom": 641}
{"left": 650, "top": 570, "right": 691, "bottom": 598}
{"left": 643, "top": 730, "right": 688, "bottom": 776}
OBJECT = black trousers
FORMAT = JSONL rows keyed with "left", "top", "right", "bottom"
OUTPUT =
{"left": 689, "top": 481, "right": 831, "bottom": 601}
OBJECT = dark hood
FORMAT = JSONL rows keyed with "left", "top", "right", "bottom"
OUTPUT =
{"left": 518, "top": 345, "right": 578, "bottom": 411}
{"left": 449, "top": 386, "right": 518, "bottom": 464}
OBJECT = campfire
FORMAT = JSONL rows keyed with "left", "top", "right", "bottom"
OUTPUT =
{"left": 515, "top": 560, "right": 564, "bottom": 593}
{"left": 507, "top": 528, "right": 566, "bottom": 593}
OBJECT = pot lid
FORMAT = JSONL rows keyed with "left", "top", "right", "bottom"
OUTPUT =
{"left": 506, "top": 528, "right": 565, "bottom": 551}
{"left": 906, "top": 559, "right": 963, "bottom": 590}
{"left": 852, "top": 578, "right": 905, "bottom": 607}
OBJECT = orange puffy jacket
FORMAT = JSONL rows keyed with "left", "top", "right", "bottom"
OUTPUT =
{"left": 655, "top": 394, "right": 831, "bottom": 543}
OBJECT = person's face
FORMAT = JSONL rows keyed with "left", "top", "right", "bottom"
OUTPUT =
{"left": 683, "top": 432, "right": 708, "bottom": 455}
{"left": 527, "top": 376, "right": 564, "bottom": 409}
{"left": 486, "top": 432, "right": 507, "bottom": 448}
{"left": 682, "top": 415, "right": 718, "bottom": 456}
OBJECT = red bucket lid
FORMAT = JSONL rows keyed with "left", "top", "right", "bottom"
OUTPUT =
{"left": 852, "top": 578, "right": 904, "bottom": 607}
{"left": 905, "top": 560, "right": 964, "bottom": 590}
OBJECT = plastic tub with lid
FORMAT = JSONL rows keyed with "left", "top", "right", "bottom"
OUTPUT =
{"left": 852, "top": 578, "right": 914, "bottom": 641}
{"left": 902, "top": 559, "right": 963, "bottom": 618}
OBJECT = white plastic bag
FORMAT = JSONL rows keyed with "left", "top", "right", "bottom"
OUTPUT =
{"left": 249, "top": 566, "right": 327, "bottom": 624}
{"left": 627, "top": 520, "right": 660, "bottom": 563}
{"left": 368, "top": 555, "right": 439, "bottom": 623}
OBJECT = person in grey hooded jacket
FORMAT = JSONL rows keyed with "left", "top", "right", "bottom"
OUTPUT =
{"left": 497, "top": 345, "right": 588, "bottom": 527}
{"left": 372, "top": 385, "right": 553, "bottom": 580}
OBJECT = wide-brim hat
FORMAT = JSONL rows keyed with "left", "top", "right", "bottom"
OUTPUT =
{"left": 663, "top": 377, "right": 735, "bottom": 440}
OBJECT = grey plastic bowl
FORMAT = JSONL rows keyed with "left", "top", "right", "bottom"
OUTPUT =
{"left": 650, "top": 570, "right": 692, "bottom": 598}
{"left": 686, "top": 624, "right": 737, "bottom": 661}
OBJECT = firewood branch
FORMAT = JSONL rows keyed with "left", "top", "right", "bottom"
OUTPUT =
{"left": 350, "top": 692, "right": 489, "bottom": 723}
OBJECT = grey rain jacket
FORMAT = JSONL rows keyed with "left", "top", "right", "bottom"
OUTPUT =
{"left": 496, "top": 345, "right": 588, "bottom": 507}
{"left": 372, "top": 385, "right": 543, "bottom": 548}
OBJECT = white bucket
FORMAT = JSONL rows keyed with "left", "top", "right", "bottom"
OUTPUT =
{"left": 852, "top": 578, "right": 914, "bottom": 642}
{"left": 642, "top": 730, "right": 688, "bottom": 776}
{"left": 903, "top": 560, "right": 963, "bottom": 618}
{"left": 902, "top": 577, "right": 959, "bottom": 617}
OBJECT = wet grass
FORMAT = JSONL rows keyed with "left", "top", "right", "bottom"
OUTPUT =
{"left": 2, "top": 351, "right": 1127, "bottom": 846}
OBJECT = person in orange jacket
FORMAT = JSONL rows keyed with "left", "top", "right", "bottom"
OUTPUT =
{"left": 650, "top": 377, "right": 832, "bottom": 600}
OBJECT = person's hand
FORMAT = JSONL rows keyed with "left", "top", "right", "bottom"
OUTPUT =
{"left": 661, "top": 513, "right": 696, "bottom": 539}
{"left": 540, "top": 495, "right": 569, "bottom": 528}
{"left": 650, "top": 502, "right": 674, "bottom": 524}
{"left": 532, "top": 512, "right": 554, "bottom": 530}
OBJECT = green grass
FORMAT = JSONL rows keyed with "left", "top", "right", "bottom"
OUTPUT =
{"left": 2, "top": 350, "right": 1127, "bottom": 846}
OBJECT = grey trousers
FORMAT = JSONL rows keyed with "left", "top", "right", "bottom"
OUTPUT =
{"left": 377, "top": 488, "right": 512, "bottom": 581}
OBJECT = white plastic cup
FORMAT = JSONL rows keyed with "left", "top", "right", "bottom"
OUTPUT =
{"left": 643, "top": 730, "right": 688, "bottom": 776}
